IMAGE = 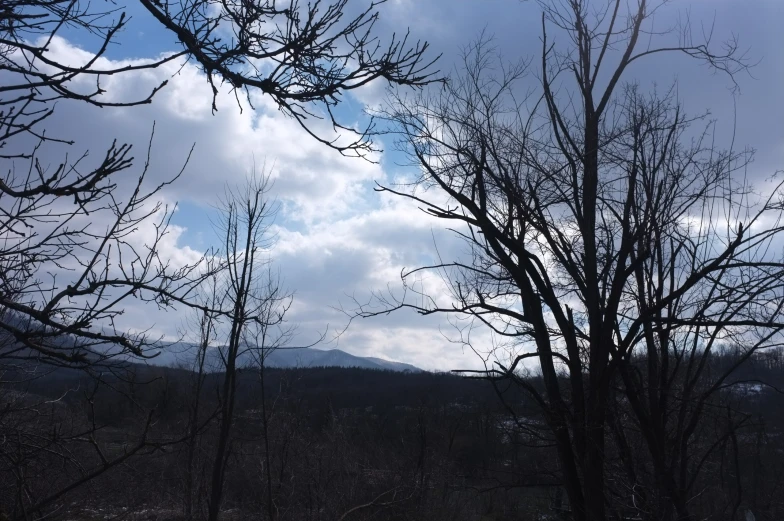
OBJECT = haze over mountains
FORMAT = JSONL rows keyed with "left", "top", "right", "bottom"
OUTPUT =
{"left": 154, "top": 345, "right": 422, "bottom": 372}
{"left": 263, "top": 348, "right": 421, "bottom": 372}
{"left": 0, "top": 312, "right": 422, "bottom": 372}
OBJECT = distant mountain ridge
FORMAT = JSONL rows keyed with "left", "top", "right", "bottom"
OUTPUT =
{"left": 0, "top": 318, "right": 423, "bottom": 372}
{"left": 152, "top": 345, "right": 422, "bottom": 373}
{"left": 262, "top": 348, "right": 421, "bottom": 372}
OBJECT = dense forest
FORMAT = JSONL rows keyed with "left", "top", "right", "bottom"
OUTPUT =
{"left": 2, "top": 350, "right": 783, "bottom": 520}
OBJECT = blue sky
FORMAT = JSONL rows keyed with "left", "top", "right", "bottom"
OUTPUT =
{"left": 30, "top": 0, "right": 784, "bottom": 370}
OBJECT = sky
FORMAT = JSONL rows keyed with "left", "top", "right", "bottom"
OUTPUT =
{"left": 22, "top": 0, "right": 784, "bottom": 371}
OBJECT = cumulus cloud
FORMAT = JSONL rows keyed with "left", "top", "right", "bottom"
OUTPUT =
{"left": 10, "top": 37, "right": 487, "bottom": 371}
{"left": 12, "top": 0, "right": 778, "bottom": 372}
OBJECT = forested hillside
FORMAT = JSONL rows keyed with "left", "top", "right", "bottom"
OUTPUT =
{"left": 2, "top": 351, "right": 783, "bottom": 520}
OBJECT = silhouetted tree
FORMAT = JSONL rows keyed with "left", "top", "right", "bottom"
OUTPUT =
{"left": 138, "top": 0, "right": 440, "bottom": 156}
{"left": 1, "top": 0, "right": 437, "bottom": 516}
{"left": 1, "top": 0, "right": 437, "bottom": 366}
{"left": 206, "top": 172, "right": 293, "bottom": 521}
{"left": 356, "top": 2, "right": 781, "bottom": 520}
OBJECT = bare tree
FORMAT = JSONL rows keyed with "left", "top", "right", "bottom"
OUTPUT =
{"left": 138, "top": 0, "right": 440, "bottom": 157}
{"left": 3, "top": 0, "right": 438, "bottom": 155}
{"left": 205, "top": 172, "right": 294, "bottom": 521}
{"left": 0, "top": 1, "right": 216, "bottom": 514}
{"left": 1, "top": 0, "right": 438, "bottom": 366}
{"left": 242, "top": 265, "right": 301, "bottom": 521}
{"left": 0, "top": 121, "right": 224, "bottom": 516}
{"left": 355, "top": 2, "right": 781, "bottom": 520}
{"left": 0, "top": 130, "right": 217, "bottom": 369}
{"left": 1, "top": 0, "right": 215, "bottom": 367}
{"left": 0, "top": 0, "right": 181, "bottom": 152}
{"left": 177, "top": 272, "right": 223, "bottom": 520}
{"left": 1, "top": 0, "right": 436, "bottom": 515}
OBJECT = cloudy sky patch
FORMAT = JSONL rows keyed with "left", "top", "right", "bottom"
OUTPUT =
{"left": 18, "top": 0, "right": 782, "bottom": 371}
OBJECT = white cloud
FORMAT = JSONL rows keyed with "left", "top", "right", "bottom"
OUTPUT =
{"left": 9, "top": 0, "right": 777, "bottom": 373}
{"left": 3, "top": 37, "right": 489, "bottom": 371}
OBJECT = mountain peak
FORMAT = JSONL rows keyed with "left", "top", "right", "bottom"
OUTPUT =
{"left": 264, "top": 348, "right": 421, "bottom": 372}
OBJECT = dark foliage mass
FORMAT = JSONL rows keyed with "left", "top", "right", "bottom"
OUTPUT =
{"left": 351, "top": 1, "right": 784, "bottom": 520}
{"left": 1, "top": 357, "right": 783, "bottom": 521}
